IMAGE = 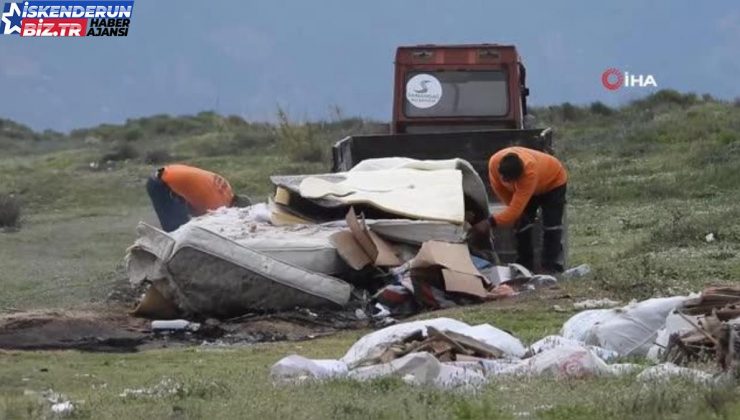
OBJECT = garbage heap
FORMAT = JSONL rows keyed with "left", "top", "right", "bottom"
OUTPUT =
{"left": 272, "top": 293, "right": 740, "bottom": 390}
{"left": 125, "top": 158, "right": 554, "bottom": 320}
{"left": 661, "top": 286, "right": 740, "bottom": 369}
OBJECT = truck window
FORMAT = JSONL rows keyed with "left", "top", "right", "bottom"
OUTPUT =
{"left": 403, "top": 71, "right": 508, "bottom": 118}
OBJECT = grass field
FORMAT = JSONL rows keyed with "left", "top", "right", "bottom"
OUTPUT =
{"left": 1, "top": 92, "right": 740, "bottom": 418}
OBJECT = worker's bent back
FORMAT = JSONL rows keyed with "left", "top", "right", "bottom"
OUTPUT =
{"left": 160, "top": 164, "right": 234, "bottom": 215}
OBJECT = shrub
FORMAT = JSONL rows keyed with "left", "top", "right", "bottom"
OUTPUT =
{"left": 589, "top": 101, "right": 614, "bottom": 116}
{"left": 632, "top": 90, "right": 698, "bottom": 109}
{"left": 143, "top": 148, "right": 173, "bottom": 164}
{"left": 275, "top": 108, "right": 326, "bottom": 162}
{"left": 101, "top": 142, "right": 139, "bottom": 162}
{"left": 0, "top": 193, "right": 21, "bottom": 228}
{"left": 560, "top": 102, "right": 583, "bottom": 121}
{"left": 122, "top": 127, "right": 143, "bottom": 142}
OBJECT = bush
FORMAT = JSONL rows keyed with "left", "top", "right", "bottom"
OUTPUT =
{"left": 561, "top": 103, "right": 578, "bottom": 121}
{"left": 122, "top": 127, "right": 143, "bottom": 142}
{"left": 101, "top": 142, "right": 139, "bottom": 162}
{"left": 632, "top": 90, "right": 698, "bottom": 109}
{"left": 589, "top": 101, "right": 614, "bottom": 116}
{"left": 0, "top": 193, "right": 21, "bottom": 228}
{"left": 275, "top": 108, "right": 326, "bottom": 162}
{"left": 143, "top": 148, "right": 173, "bottom": 164}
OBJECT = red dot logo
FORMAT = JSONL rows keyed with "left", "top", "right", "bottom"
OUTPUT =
{"left": 601, "top": 68, "right": 623, "bottom": 91}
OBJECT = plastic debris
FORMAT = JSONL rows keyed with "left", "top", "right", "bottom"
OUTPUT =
{"left": 585, "top": 296, "right": 688, "bottom": 356}
{"left": 151, "top": 319, "right": 200, "bottom": 332}
{"left": 573, "top": 298, "right": 620, "bottom": 310}
{"left": 636, "top": 363, "right": 715, "bottom": 385}
{"left": 354, "top": 308, "right": 367, "bottom": 320}
{"left": 563, "top": 264, "right": 591, "bottom": 279}
{"left": 270, "top": 355, "right": 348, "bottom": 383}
{"left": 119, "top": 378, "right": 184, "bottom": 398}
{"left": 561, "top": 309, "right": 618, "bottom": 342}
{"left": 528, "top": 335, "right": 619, "bottom": 362}
{"left": 51, "top": 401, "right": 75, "bottom": 416}
{"left": 502, "top": 345, "right": 613, "bottom": 379}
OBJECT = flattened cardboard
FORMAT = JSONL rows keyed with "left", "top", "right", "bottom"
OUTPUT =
{"left": 329, "top": 208, "right": 402, "bottom": 270}
{"left": 410, "top": 241, "right": 488, "bottom": 298}
{"left": 346, "top": 208, "right": 379, "bottom": 262}
{"left": 331, "top": 231, "right": 373, "bottom": 270}
{"left": 441, "top": 269, "right": 488, "bottom": 298}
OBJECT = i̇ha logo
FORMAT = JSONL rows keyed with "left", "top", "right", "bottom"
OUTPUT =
{"left": 601, "top": 68, "right": 657, "bottom": 91}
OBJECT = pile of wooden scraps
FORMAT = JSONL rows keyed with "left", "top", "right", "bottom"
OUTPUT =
{"left": 663, "top": 286, "right": 740, "bottom": 371}
{"left": 375, "top": 326, "right": 505, "bottom": 364}
{"left": 682, "top": 286, "right": 740, "bottom": 321}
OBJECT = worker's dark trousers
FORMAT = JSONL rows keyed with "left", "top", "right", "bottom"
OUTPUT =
{"left": 146, "top": 176, "right": 191, "bottom": 232}
{"left": 515, "top": 184, "right": 566, "bottom": 273}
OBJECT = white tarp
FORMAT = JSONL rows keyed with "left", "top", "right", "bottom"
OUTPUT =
{"left": 340, "top": 317, "right": 471, "bottom": 367}
{"left": 584, "top": 296, "right": 688, "bottom": 357}
{"left": 529, "top": 335, "right": 619, "bottom": 362}
{"left": 636, "top": 363, "right": 715, "bottom": 385}
{"left": 270, "top": 355, "right": 348, "bottom": 384}
{"left": 501, "top": 345, "right": 614, "bottom": 379}
{"left": 561, "top": 296, "right": 689, "bottom": 357}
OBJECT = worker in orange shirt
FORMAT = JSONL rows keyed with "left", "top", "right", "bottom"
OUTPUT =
{"left": 473, "top": 147, "right": 567, "bottom": 273}
{"left": 146, "top": 164, "right": 248, "bottom": 232}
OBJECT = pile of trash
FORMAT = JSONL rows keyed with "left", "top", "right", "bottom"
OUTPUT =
{"left": 654, "top": 287, "right": 740, "bottom": 369}
{"left": 271, "top": 291, "right": 740, "bottom": 389}
{"left": 125, "top": 158, "right": 555, "bottom": 320}
{"left": 270, "top": 317, "right": 629, "bottom": 389}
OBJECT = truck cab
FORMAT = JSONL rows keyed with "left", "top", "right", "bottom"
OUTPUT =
{"left": 392, "top": 44, "right": 529, "bottom": 133}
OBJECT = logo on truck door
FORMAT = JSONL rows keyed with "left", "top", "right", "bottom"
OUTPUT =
{"left": 406, "top": 74, "right": 442, "bottom": 109}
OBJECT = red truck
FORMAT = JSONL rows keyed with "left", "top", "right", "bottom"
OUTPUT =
{"left": 333, "top": 44, "right": 561, "bottom": 266}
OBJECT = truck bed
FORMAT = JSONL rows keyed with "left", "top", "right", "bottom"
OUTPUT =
{"left": 331, "top": 128, "right": 558, "bottom": 265}
{"left": 332, "top": 128, "right": 552, "bottom": 191}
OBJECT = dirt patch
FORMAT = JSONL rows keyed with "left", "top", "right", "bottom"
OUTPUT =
{"left": 0, "top": 307, "right": 366, "bottom": 352}
{"left": 0, "top": 309, "right": 150, "bottom": 352}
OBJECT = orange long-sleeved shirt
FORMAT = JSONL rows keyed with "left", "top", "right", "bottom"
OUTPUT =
{"left": 160, "top": 164, "right": 234, "bottom": 215}
{"left": 488, "top": 147, "right": 567, "bottom": 226}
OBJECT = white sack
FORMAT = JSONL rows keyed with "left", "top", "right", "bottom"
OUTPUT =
{"left": 585, "top": 296, "right": 688, "bottom": 357}
{"left": 270, "top": 355, "right": 348, "bottom": 383}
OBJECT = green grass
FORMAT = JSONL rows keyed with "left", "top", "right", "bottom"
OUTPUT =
{"left": 1, "top": 91, "right": 740, "bottom": 418}
{"left": 2, "top": 324, "right": 739, "bottom": 419}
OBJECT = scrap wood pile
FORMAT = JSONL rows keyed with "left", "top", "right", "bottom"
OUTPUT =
{"left": 374, "top": 326, "right": 505, "bottom": 364}
{"left": 125, "top": 158, "right": 556, "bottom": 321}
{"left": 662, "top": 286, "right": 740, "bottom": 370}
